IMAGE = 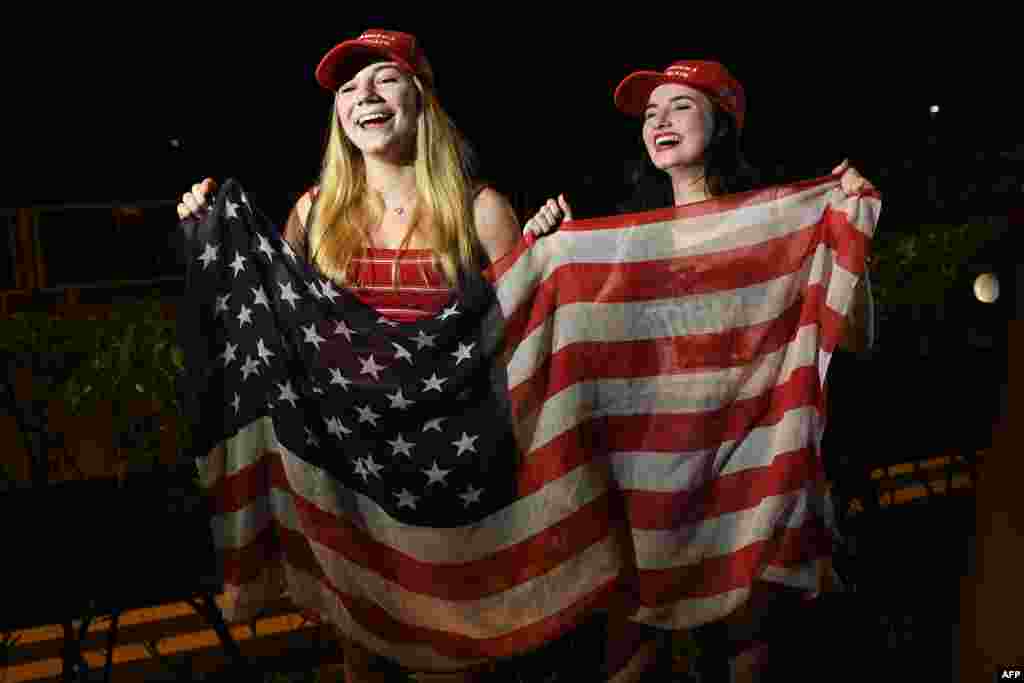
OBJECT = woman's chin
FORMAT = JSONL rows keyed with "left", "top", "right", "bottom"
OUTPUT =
{"left": 357, "top": 140, "right": 415, "bottom": 164}
{"left": 650, "top": 156, "right": 704, "bottom": 174}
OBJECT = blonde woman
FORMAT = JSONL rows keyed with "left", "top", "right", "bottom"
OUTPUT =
{"left": 180, "top": 30, "right": 520, "bottom": 319}
{"left": 178, "top": 30, "right": 522, "bottom": 683}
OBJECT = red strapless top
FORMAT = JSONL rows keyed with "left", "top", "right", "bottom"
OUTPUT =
{"left": 347, "top": 247, "right": 452, "bottom": 323}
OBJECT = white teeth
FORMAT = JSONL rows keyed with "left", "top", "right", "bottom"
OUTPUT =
{"left": 656, "top": 137, "right": 680, "bottom": 147}
{"left": 358, "top": 113, "right": 393, "bottom": 127}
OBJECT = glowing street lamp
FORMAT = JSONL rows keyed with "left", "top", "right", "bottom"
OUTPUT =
{"left": 973, "top": 273, "right": 999, "bottom": 303}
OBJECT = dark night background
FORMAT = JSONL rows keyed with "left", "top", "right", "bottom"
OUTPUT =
{"left": 4, "top": 16, "right": 1019, "bottom": 224}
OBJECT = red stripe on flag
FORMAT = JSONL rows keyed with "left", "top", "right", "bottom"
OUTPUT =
{"left": 819, "top": 205, "right": 870, "bottom": 274}
{"left": 621, "top": 447, "right": 822, "bottom": 530}
{"left": 503, "top": 253, "right": 856, "bottom": 376}
{"left": 508, "top": 288, "right": 837, "bottom": 417}
{"left": 549, "top": 226, "right": 820, "bottom": 304}
{"left": 318, "top": 574, "right": 619, "bottom": 660}
{"left": 601, "top": 365, "right": 824, "bottom": 454}
{"left": 226, "top": 529, "right": 622, "bottom": 660}
{"left": 500, "top": 224, "right": 819, "bottom": 346}
{"left": 502, "top": 228, "right": 861, "bottom": 360}
{"left": 208, "top": 453, "right": 273, "bottom": 515}
{"left": 514, "top": 422, "right": 606, "bottom": 496}
{"left": 513, "top": 364, "right": 826, "bottom": 498}
{"left": 215, "top": 459, "right": 614, "bottom": 601}
{"left": 636, "top": 520, "right": 831, "bottom": 605}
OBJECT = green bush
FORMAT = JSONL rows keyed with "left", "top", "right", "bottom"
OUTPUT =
{"left": 0, "top": 292, "right": 192, "bottom": 476}
{"left": 870, "top": 218, "right": 1007, "bottom": 308}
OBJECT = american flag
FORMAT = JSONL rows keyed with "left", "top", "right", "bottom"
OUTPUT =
{"left": 180, "top": 176, "right": 879, "bottom": 676}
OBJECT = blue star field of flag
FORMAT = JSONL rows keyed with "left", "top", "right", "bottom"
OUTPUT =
{"left": 179, "top": 180, "right": 520, "bottom": 527}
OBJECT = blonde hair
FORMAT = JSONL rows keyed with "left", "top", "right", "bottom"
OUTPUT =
{"left": 306, "top": 74, "right": 481, "bottom": 289}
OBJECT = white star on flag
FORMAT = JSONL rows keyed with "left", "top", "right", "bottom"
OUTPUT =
{"left": 302, "top": 323, "right": 327, "bottom": 351}
{"left": 220, "top": 341, "right": 238, "bottom": 367}
{"left": 422, "top": 417, "right": 445, "bottom": 432}
{"left": 256, "top": 234, "right": 276, "bottom": 261}
{"left": 392, "top": 342, "right": 414, "bottom": 364}
{"left": 237, "top": 305, "right": 253, "bottom": 327}
{"left": 215, "top": 293, "right": 231, "bottom": 316}
{"left": 356, "top": 405, "right": 381, "bottom": 427}
{"left": 334, "top": 320, "right": 355, "bottom": 342}
{"left": 423, "top": 460, "right": 451, "bottom": 487}
{"left": 278, "top": 281, "right": 301, "bottom": 309}
{"left": 276, "top": 381, "right": 299, "bottom": 408}
{"left": 240, "top": 192, "right": 250, "bottom": 206}
{"left": 240, "top": 356, "right": 261, "bottom": 381}
{"left": 451, "top": 342, "right": 475, "bottom": 366}
{"left": 229, "top": 251, "right": 247, "bottom": 277}
{"left": 363, "top": 455, "right": 384, "bottom": 479}
{"left": 328, "top": 368, "right": 352, "bottom": 390}
{"left": 412, "top": 329, "right": 437, "bottom": 349}
{"left": 307, "top": 281, "right": 323, "bottom": 299}
{"left": 226, "top": 199, "right": 241, "bottom": 218}
{"left": 256, "top": 338, "right": 275, "bottom": 366}
{"left": 325, "top": 416, "right": 351, "bottom": 439}
{"left": 439, "top": 304, "right": 459, "bottom": 321}
{"left": 320, "top": 280, "right": 340, "bottom": 303}
{"left": 231, "top": 393, "right": 241, "bottom": 414}
{"left": 459, "top": 484, "right": 483, "bottom": 507}
{"left": 394, "top": 489, "right": 419, "bottom": 510}
{"left": 421, "top": 373, "right": 446, "bottom": 393}
{"left": 387, "top": 389, "right": 415, "bottom": 410}
{"left": 198, "top": 243, "right": 219, "bottom": 269}
{"left": 452, "top": 432, "right": 479, "bottom": 456}
{"left": 387, "top": 434, "right": 415, "bottom": 458}
{"left": 353, "top": 458, "right": 369, "bottom": 482}
{"left": 251, "top": 286, "right": 270, "bottom": 310}
{"left": 358, "top": 355, "right": 386, "bottom": 381}
{"left": 305, "top": 427, "right": 320, "bottom": 447}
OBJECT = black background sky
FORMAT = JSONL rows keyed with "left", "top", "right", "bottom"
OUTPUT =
{"left": 4, "top": 14, "right": 1018, "bottom": 227}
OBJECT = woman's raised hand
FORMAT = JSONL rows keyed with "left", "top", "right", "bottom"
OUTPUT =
{"left": 523, "top": 194, "right": 573, "bottom": 240}
{"left": 177, "top": 178, "right": 218, "bottom": 220}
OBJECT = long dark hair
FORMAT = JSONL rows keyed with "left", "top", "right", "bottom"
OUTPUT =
{"left": 617, "top": 106, "right": 762, "bottom": 214}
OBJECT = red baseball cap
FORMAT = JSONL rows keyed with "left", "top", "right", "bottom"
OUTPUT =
{"left": 614, "top": 60, "right": 746, "bottom": 131}
{"left": 315, "top": 29, "right": 434, "bottom": 91}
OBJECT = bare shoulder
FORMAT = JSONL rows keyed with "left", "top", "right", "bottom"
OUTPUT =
{"left": 473, "top": 187, "right": 521, "bottom": 264}
{"left": 296, "top": 186, "right": 318, "bottom": 228}
{"left": 284, "top": 186, "right": 318, "bottom": 251}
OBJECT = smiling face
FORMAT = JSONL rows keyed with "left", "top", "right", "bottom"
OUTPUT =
{"left": 335, "top": 61, "right": 420, "bottom": 160}
{"left": 643, "top": 83, "right": 715, "bottom": 172}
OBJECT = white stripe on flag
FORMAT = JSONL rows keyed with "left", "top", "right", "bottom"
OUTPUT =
{"left": 213, "top": 427, "right": 613, "bottom": 564}
{"left": 279, "top": 525, "right": 623, "bottom": 639}
{"left": 631, "top": 488, "right": 814, "bottom": 570}
{"left": 523, "top": 323, "right": 822, "bottom": 454}
{"left": 609, "top": 405, "right": 820, "bottom": 493}
{"left": 507, "top": 250, "right": 832, "bottom": 389}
